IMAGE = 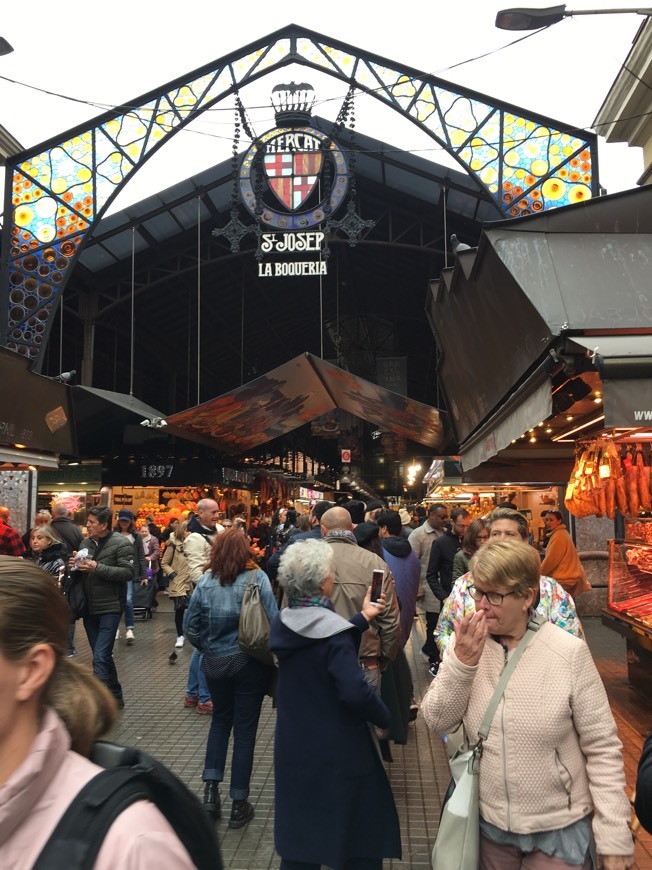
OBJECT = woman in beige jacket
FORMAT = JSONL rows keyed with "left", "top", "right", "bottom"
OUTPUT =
{"left": 160, "top": 520, "right": 193, "bottom": 649}
{"left": 422, "top": 540, "right": 634, "bottom": 870}
{"left": 0, "top": 558, "right": 198, "bottom": 869}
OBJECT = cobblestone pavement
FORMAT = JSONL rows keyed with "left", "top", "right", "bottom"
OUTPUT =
{"left": 70, "top": 599, "right": 652, "bottom": 869}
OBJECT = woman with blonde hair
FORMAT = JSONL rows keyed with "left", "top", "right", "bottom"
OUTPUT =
{"left": 29, "top": 524, "right": 68, "bottom": 581}
{"left": 422, "top": 539, "right": 634, "bottom": 870}
{"left": 0, "top": 557, "right": 197, "bottom": 867}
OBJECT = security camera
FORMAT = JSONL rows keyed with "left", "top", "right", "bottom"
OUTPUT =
{"left": 140, "top": 419, "right": 151, "bottom": 427}
{"left": 159, "top": 419, "right": 168, "bottom": 428}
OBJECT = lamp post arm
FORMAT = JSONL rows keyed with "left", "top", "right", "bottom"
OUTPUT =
{"left": 565, "top": 7, "right": 652, "bottom": 15}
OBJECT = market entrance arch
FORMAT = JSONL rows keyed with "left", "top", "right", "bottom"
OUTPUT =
{"left": 1, "top": 23, "right": 597, "bottom": 366}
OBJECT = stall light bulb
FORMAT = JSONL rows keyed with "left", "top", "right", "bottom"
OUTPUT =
{"left": 566, "top": 415, "right": 573, "bottom": 422}
{"left": 546, "top": 427, "right": 552, "bottom": 434}
{"left": 529, "top": 436, "right": 537, "bottom": 443}
{"left": 594, "top": 397, "right": 602, "bottom": 404}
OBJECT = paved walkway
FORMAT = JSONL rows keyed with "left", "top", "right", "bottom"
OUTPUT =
{"left": 69, "top": 600, "right": 652, "bottom": 869}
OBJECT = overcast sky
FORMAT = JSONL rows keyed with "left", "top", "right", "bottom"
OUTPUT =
{"left": 0, "top": 0, "right": 645, "bottom": 215}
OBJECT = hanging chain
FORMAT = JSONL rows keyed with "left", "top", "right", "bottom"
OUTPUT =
{"left": 234, "top": 91, "right": 256, "bottom": 142}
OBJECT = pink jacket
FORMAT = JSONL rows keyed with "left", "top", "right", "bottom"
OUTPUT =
{"left": 422, "top": 621, "right": 634, "bottom": 857}
{"left": 0, "top": 709, "right": 196, "bottom": 869}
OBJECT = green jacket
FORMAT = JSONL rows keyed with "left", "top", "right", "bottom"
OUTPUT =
{"left": 78, "top": 531, "right": 136, "bottom": 615}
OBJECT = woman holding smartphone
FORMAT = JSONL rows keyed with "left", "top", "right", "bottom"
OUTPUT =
{"left": 271, "top": 538, "right": 401, "bottom": 870}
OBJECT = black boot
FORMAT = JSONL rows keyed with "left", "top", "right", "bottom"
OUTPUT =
{"left": 228, "top": 799, "right": 254, "bottom": 829}
{"left": 203, "top": 780, "right": 221, "bottom": 820}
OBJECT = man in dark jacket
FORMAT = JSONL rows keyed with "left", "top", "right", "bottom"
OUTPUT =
{"left": 377, "top": 510, "right": 420, "bottom": 648}
{"left": 51, "top": 502, "right": 84, "bottom": 554}
{"left": 69, "top": 506, "right": 135, "bottom": 706}
{"left": 425, "top": 507, "right": 470, "bottom": 604}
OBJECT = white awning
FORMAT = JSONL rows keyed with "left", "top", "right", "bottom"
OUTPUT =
{"left": 460, "top": 378, "right": 552, "bottom": 472}
{"left": 0, "top": 447, "right": 59, "bottom": 469}
{"left": 569, "top": 335, "right": 652, "bottom": 357}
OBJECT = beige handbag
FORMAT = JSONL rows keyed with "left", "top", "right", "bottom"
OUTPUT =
{"left": 238, "top": 571, "right": 274, "bottom": 667}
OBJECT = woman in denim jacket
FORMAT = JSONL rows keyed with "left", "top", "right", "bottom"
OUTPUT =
{"left": 184, "top": 530, "right": 277, "bottom": 829}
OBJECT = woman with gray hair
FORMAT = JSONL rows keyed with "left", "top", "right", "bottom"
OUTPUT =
{"left": 270, "top": 538, "right": 401, "bottom": 870}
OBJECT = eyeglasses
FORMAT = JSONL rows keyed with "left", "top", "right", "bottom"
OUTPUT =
{"left": 468, "top": 585, "right": 517, "bottom": 606}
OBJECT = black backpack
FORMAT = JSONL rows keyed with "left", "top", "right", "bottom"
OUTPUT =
{"left": 33, "top": 741, "right": 222, "bottom": 869}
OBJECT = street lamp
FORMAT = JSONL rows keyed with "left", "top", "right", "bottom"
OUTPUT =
{"left": 496, "top": 5, "right": 652, "bottom": 30}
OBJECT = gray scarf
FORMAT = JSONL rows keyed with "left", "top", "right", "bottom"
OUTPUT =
{"left": 323, "top": 529, "right": 357, "bottom": 545}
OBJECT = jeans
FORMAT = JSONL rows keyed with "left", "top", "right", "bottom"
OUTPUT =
{"left": 122, "top": 579, "right": 134, "bottom": 629}
{"left": 186, "top": 648, "right": 211, "bottom": 704}
{"left": 361, "top": 664, "right": 381, "bottom": 693}
{"left": 203, "top": 658, "right": 269, "bottom": 799}
{"left": 82, "top": 612, "right": 123, "bottom": 701}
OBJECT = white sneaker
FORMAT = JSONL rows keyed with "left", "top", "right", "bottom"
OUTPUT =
{"left": 175, "top": 636, "right": 185, "bottom": 648}
{"left": 125, "top": 628, "right": 135, "bottom": 645}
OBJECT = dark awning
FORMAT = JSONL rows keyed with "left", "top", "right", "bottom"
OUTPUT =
{"left": 166, "top": 353, "right": 445, "bottom": 454}
{"left": 0, "top": 347, "right": 74, "bottom": 460}
{"left": 71, "top": 386, "right": 167, "bottom": 455}
{"left": 428, "top": 185, "right": 652, "bottom": 458}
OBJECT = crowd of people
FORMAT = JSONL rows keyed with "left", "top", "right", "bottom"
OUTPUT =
{"left": 0, "top": 494, "right": 648, "bottom": 869}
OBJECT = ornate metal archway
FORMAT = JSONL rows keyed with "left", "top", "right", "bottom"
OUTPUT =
{"left": 2, "top": 23, "right": 597, "bottom": 364}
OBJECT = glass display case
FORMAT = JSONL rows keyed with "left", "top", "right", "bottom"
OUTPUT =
{"left": 602, "top": 539, "right": 652, "bottom": 696}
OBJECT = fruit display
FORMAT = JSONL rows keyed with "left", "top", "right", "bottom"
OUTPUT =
{"left": 565, "top": 439, "right": 652, "bottom": 520}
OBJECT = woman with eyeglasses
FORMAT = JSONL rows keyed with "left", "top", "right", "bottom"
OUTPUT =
{"left": 422, "top": 539, "right": 634, "bottom": 870}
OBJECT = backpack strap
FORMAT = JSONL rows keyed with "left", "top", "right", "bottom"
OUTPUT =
{"left": 33, "top": 743, "right": 222, "bottom": 870}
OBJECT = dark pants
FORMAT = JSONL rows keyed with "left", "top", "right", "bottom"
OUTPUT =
{"left": 82, "top": 612, "right": 123, "bottom": 701}
{"left": 421, "top": 610, "right": 441, "bottom": 663}
{"left": 280, "top": 859, "right": 382, "bottom": 870}
{"left": 203, "top": 658, "right": 269, "bottom": 800}
{"left": 174, "top": 606, "right": 186, "bottom": 636}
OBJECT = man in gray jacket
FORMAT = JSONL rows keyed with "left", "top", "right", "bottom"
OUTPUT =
{"left": 320, "top": 506, "right": 401, "bottom": 691}
{"left": 70, "top": 506, "right": 135, "bottom": 706}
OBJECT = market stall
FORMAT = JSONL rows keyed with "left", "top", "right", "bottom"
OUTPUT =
{"left": 564, "top": 434, "right": 652, "bottom": 694}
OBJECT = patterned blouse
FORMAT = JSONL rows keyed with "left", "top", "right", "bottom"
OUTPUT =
{"left": 434, "top": 572, "right": 584, "bottom": 653}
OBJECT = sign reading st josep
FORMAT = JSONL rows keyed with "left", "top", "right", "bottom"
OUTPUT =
{"left": 239, "top": 83, "right": 349, "bottom": 278}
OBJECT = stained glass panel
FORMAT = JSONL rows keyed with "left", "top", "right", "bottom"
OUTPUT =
{"left": 2, "top": 25, "right": 597, "bottom": 360}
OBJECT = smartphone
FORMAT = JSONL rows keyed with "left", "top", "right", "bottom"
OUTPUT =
{"left": 371, "top": 568, "right": 384, "bottom": 603}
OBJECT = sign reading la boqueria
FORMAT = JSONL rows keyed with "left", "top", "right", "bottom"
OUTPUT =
{"left": 239, "top": 85, "right": 349, "bottom": 278}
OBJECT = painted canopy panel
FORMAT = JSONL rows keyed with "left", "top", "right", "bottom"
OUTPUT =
{"left": 165, "top": 353, "right": 444, "bottom": 453}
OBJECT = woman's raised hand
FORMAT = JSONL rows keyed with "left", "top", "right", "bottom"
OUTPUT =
{"left": 453, "top": 611, "right": 488, "bottom": 667}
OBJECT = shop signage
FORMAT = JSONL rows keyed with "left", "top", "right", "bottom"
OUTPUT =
{"left": 221, "top": 467, "right": 256, "bottom": 486}
{"left": 238, "top": 85, "right": 349, "bottom": 279}
{"left": 113, "top": 494, "right": 134, "bottom": 505}
{"left": 341, "top": 449, "right": 351, "bottom": 463}
{"left": 299, "top": 487, "right": 325, "bottom": 500}
{"left": 102, "top": 459, "right": 221, "bottom": 487}
{"left": 603, "top": 378, "right": 652, "bottom": 428}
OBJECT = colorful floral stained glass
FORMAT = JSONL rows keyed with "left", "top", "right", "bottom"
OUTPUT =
{"left": 2, "top": 25, "right": 597, "bottom": 360}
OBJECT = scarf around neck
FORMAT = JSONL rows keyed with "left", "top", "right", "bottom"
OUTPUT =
{"left": 323, "top": 529, "right": 357, "bottom": 545}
